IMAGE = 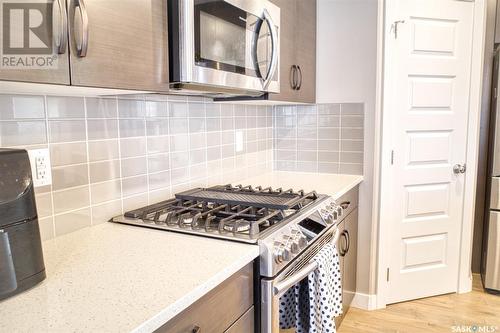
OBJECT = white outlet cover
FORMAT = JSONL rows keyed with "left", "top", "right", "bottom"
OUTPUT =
{"left": 235, "top": 130, "right": 244, "bottom": 152}
{"left": 28, "top": 148, "right": 52, "bottom": 187}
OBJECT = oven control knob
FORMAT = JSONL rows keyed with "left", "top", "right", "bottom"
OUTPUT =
{"left": 332, "top": 210, "right": 338, "bottom": 221}
{"left": 290, "top": 241, "right": 300, "bottom": 254}
{"left": 297, "top": 236, "right": 307, "bottom": 249}
{"left": 274, "top": 242, "right": 291, "bottom": 263}
{"left": 278, "top": 247, "right": 291, "bottom": 263}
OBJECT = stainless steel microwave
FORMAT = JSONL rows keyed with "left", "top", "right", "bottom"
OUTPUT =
{"left": 168, "top": 0, "right": 280, "bottom": 97}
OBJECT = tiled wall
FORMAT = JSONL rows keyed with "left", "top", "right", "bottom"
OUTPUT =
{"left": 0, "top": 94, "right": 273, "bottom": 240}
{"left": 273, "top": 103, "right": 364, "bottom": 174}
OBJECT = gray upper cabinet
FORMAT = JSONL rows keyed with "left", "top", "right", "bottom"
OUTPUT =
{"left": 269, "top": 0, "right": 316, "bottom": 104}
{"left": 67, "top": 0, "right": 169, "bottom": 91}
{"left": 0, "top": 0, "right": 71, "bottom": 85}
{"left": 295, "top": 0, "right": 316, "bottom": 103}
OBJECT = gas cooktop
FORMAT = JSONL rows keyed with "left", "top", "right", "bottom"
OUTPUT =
{"left": 112, "top": 184, "right": 322, "bottom": 243}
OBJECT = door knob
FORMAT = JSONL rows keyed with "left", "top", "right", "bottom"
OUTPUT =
{"left": 453, "top": 164, "right": 466, "bottom": 174}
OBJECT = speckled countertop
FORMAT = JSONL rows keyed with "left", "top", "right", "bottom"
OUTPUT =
{"left": 0, "top": 223, "right": 259, "bottom": 333}
{"left": 0, "top": 171, "right": 362, "bottom": 332}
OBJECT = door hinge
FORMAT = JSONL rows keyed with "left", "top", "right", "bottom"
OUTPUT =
{"left": 391, "top": 20, "right": 405, "bottom": 39}
{"left": 391, "top": 150, "right": 394, "bottom": 165}
{"left": 386, "top": 268, "right": 390, "bottom": 282}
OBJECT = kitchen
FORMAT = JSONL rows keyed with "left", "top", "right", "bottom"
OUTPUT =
{"left": 0, "top": 0, "right": 498, "bottom": 332}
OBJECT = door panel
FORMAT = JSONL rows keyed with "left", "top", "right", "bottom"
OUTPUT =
{"left": 342, "top": 208, "right": 358, "bottom": 310}
{"left": 269, "top": 0, "right": 297, "bottom": 102}
{"left": 68, "top": 0, "right": 168, "bottom": 91}
{"left": 295, "top": 0, "right": 316, "bottom": 103}
{"left": 388, "top": 0, "right": 474, "bottom": 303}
{"left": 0, "top": 0, "right": 70, "bottom": 85}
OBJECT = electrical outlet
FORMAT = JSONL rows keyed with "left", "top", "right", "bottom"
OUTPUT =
{"left": 235, "top": 130, "right": 244, "bottom": 152}
{"left": 28, "top": 149, "right": 52, "bottom": 187}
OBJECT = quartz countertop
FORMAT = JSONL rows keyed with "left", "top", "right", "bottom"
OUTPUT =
{"left": 0, "top": 223, "right": 259, "bottom": 333}
{"left": 0, "top": 171, "right": 362, "bottom": 332}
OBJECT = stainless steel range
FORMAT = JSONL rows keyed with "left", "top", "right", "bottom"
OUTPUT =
{"left": 111, "top": 184, "right": 351, "bottom": 332}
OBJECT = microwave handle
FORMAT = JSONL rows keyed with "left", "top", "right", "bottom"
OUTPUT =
{"left": 262, "top": 9, "right": 278, "bottom": 90}
{"left": 273, "top": 228, "right": 341, "bottom": 296}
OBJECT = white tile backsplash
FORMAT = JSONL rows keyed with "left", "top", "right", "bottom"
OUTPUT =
{"left": 0, "top": 93, "right": 364, "bottom": 241}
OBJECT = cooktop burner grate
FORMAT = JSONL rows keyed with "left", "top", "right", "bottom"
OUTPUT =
{"left": 120, "top": 184, "right": 319, "bottom": 239}
{"left": 175, "top": 184, "right": 317, "bottom": 210}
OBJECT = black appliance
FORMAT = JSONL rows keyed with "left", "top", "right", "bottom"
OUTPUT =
{"left": 0, "top": 148, "right": 45, "bottom": 301}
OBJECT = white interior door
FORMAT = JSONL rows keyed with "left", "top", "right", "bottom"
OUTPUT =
{"left": 387, "top": 0, "right": 475, "bottom": 304}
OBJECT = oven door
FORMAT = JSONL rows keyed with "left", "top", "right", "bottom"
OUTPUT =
{"left": 261, "top": 227, "right": 341, "bottom": 333}
{"left": 173, "top": 0, "right": 280, "bottom": 94}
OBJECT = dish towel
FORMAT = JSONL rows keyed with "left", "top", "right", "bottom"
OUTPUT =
{"left": 279, "top": 243, "right": 342, "bottom": 333}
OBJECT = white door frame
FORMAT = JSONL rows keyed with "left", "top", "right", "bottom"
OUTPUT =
{"left": 373, "top": 0, "right": 487, "bottom": 308}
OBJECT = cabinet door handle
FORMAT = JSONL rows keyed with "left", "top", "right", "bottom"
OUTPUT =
{"left": 53, "top": 0, "right": 67, "bottom": 54}
{"left": 192, "top": 325, "right": 201, "bottom": 333}
{"left": 339, "top": 231, "right": 348, "bottom": 257}
{"left": 296, "top": 65, "right": 303, "bottom": 90}
{"left": 290, "top": 65, "right": 298, "bottom": 90}
{"left": 74, "top": 0, "right": 89, "bottom": 57}
{"left": 340, "top": 201, "right": 350, "bottom": 210}
{"left": 344, "top": 230, "right": 350, "bottom": 254}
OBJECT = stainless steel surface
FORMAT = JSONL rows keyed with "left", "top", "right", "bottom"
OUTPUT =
{"left": 53, "top": 0, "right": 68, "bottom": 54}
{"left": 74, "top": 0, "right": 88, "bottom": 57}
{"left": 453, "top": 163, "right": 467, "bottom": 174}
{"left": 484, "top": 47, "right": 500, "bottom": 292}
{"left": 485, "top": 211, "right": 500, "bottom": 291}
{"left": 262, "top": 8, "right": 279, "bottom": 90}
{"left": 170, "top": 0, "right": 280, "bottom": 95}
{"left": 261, "top": 224, "right": 341, "bottom": 333}
{"left": 68, "top": 0, "right": 169, "bottom": 91}
{"left": 272, "top": 227, "right": 340, "bottom": 297}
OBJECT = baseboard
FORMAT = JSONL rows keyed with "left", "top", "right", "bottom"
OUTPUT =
{"left": 350, "top": 292, "right": 378, "bottom": 310}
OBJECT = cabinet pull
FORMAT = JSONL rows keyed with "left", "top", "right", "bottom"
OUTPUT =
{"left": 74, "top": 0, "right": 89, "bottom": 57}
{"left": 340, "top": 201, "right": 350, "bottom": 210}
{"left": 53, "top": 0, "right": 67, "bottom": 54}
{"left": 344, "top": 230, "right": 350, "bottom": 254}
{"left": 296, "top": 65, "right": 302, "bottom": 90}
{"left": 339, "top": 231, "right": 348, "bottom": 257}
{"left": 192, "top": 325, "right": 201, "bottom": 333}
{"left": 290, "top": 65, "right": 298, "bottom": 90}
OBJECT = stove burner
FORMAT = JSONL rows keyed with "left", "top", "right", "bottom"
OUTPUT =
{"left": 121, "top": 184, "right": 318, "bottom": 239}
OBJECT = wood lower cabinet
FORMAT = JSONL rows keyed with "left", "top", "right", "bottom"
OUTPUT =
{"left": 334, "top": 187, "right": 359, "bottom": 328}
{"left": 155, "top": 263, "right": 254, "bottom": 333}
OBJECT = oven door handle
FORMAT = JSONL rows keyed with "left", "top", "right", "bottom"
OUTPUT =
{"left": 262, "top": 8, "right": 278, "bottom": 90}
{"left": 273, "top": 228, "right": 341, "bottom": 296}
